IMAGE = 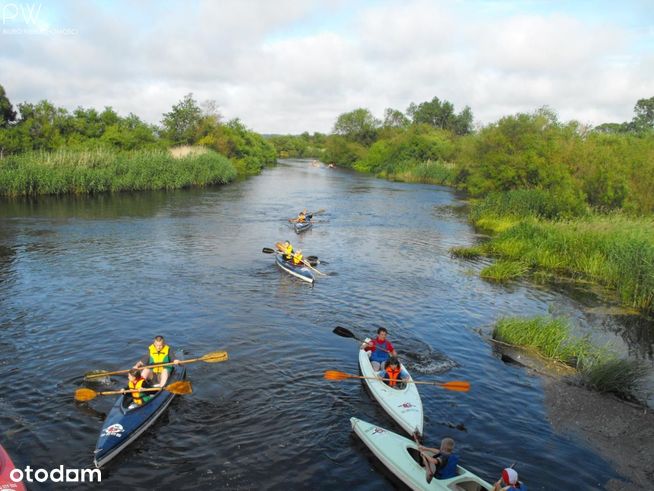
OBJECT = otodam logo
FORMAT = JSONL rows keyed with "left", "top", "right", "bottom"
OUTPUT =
{"left": 9, "top": 466, "right": 101, "bottom": 484}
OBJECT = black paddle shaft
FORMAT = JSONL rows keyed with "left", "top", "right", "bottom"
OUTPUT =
{"left": 332, "top": 326, "right": 392, "bottom": 354}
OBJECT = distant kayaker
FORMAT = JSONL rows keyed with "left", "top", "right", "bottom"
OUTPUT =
{"left": 292, "top": 249, "right": 304, "bottom": 266}
{"left": 289, "top": 210, "right": 312, "bottom": 223}
{"left": 377, "top": 357, "right": 409, "bottom": 389}
{"left": 363, "top": 327, "right": 398, "bottom": 370}
{"left": 493, "top": 468, "right": 527, "bottom": 491}
{"left": 418, "top": 438, "right": 459, "bottom": 480}
{"left": 134, "top": 335, "right": 180, "bottom": 387}
{"left": 124, "top": 368, "right": 153, "bottom": 409}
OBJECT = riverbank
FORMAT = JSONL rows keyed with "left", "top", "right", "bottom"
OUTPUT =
{"left": 0, "top": 147, "right": 237, "bottom": 197}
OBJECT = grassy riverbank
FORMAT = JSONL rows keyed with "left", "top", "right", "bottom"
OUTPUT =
{"left": 0, "top": 147, "right": 237, "bottom": 196}
{"left": 493, "top": 316, "right": 647, "bottom": 399}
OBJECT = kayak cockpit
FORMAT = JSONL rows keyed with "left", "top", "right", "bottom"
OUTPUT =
{"left": 407, "top": 447, "right": 492, "bottom": 491}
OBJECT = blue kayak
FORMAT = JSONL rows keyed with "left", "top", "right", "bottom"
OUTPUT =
{"left": 294, "top": 220, "right": 313, "bottom": 234}
{"left": 93, "top": 367, "right": 186, "bottom": 468}
{"left": 275, "top": 254, "right": 314, "bottom": 284}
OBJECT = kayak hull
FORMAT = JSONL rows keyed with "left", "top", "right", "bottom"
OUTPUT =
{"left": 294, "top": 221, "right": 312, "bottom": 234}
{"left": 359, "top": 349, "right": 423, "bottom": 437}
{"left": 0, "top": 444, "right": 26, "bottom": 491}
{"left": 275, "top": 254, "right": 314, "bottom": 284}
{"left": 93, "top": 367, "right": 186, "bottom": 468}
{"left": 351, "top": 417, "right": 493, "bottom": 491}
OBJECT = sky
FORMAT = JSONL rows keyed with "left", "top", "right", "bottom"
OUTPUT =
{"left": 1, "top": 0, "right": 653, "bottom": 134}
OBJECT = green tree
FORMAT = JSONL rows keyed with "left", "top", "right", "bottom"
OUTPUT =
{"left": 161, "top": 93, "right": 203, "bottom": 145}
{"left": 631, "top": 96, "right": 654, "bottom": 132}
{"left": 407, "top": 97, "right": 473, "bottom": 135}
{"left": 382, "top": 108, "right": 410, "bottom": 129}
{"left": 0, "top": 84, "right": 17, "bottom": 128}
{"left": 333, "top": 108, "right": 380, "bottom": 146}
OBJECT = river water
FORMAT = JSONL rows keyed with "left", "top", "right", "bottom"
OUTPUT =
{"left": 1, "top": 159, "right": 652, "bottom": 490}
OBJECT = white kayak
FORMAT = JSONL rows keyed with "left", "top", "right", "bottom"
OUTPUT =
{"left": 351, "top": 417, "right": 493, "bottom": 491}
{"left": 358, "top": 349, "right": 423, "bottom": 437}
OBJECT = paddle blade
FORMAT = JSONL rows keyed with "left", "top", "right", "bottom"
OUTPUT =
{"left": 439, "top": 381, "right": 470, "bottom": 392}
{"left": 262, "top": 247, "right": 275, "bottom": 254}
{"left": 165, "top": 381, "right": 192, "bottom": 395}
{"left": 324, "top": 370, "right": 353, "bottom": 381}
{"left": 333, "top": 326, "right": 355, "bottom": 338}
{"left": 200, "top": 351, "right": 229, "bottom": 363}
{"left": 75, "top": 388, "right": 98, "bottom": 402}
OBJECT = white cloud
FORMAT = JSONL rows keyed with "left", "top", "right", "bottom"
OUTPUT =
{"left": 1, "top": 0, "right": 652, "bottom": 133}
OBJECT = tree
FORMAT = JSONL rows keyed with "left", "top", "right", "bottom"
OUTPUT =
{"left": 0, "top": 84, "right": 16, "bottom": 128}
{"left": 407, "top": 97, "right": 474, "bottom": 135}
{"left": 631, "top": 96, "right": 654, "bottom": 132}
{"left": 161, "top": 93, "right": 203, "bottom": 145}
{"left": 333, "top": 108, "right": 380, "bottom": 146}
{"left": 382, "top": 108, "right": 409, "bottom": 129}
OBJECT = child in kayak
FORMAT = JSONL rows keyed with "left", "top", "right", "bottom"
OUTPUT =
{"left": 377, "top": 357, "right": 410, "bottom": 389}
{"left": 124, "top": 369, "right": 153, "bottom": 409}
{"left": 418, "top": 438, "right": 459, "bottom": 480}
{"left": 133, "top": 335, "right": 180, "bottom": 387}
{"left": 363, "top": 327, "right": 398, "bottom": 370}
{"left": 493, "top": 468, "right": 527, "bottom": 491}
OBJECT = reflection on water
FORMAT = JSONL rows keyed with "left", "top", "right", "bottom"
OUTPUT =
{"left": 0, "top": 159, "right": 651, "bottom": 490}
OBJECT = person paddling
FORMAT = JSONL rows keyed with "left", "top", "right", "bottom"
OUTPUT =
{"left": 493, "top": 468, "right": 527, "bottom": 491}
{"left": 292, "top": 249, "right": 304, "bottom": 266}
{"left": 124, "top": 368, "right": 153, "bottom": 409}
{"left": 418, "top": 437, "right": 459, "bottom": 480}
{"left": 134, "top": 335, "right": 180, "bottom": 387}
{"left": 363, "top": 327, "right": 398, "bottom": 370}
{"left": 377, "top": 356, "right": 409, "bottom": 389}
{"left": 276, "top": 240, "right": 294, "bottom": 260}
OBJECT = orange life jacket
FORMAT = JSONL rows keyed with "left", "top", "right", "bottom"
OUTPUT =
{"left": 384, "top": 366, "right": 401, "bottom": 387}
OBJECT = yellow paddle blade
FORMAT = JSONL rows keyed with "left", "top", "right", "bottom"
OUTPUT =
{"left": 439, "top": 381, "right": 470, "bottom": 392}
{"left": 200, "top": 351, "right": 229, "bottom": 363}
{"left": 74, "top": 388, "right": 98, "bottom": 402}
{"left": 324, "top": 370, "right": 353, "bottom": 381}
{"left": 165, "top": 381, "right": 192, "bottom": 395}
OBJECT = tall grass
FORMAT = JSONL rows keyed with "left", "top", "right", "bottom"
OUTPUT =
{"left": 493, "top": 316, "right": 647, "bottom": 399}
{"left": 0, "top": 148, "right": 237, "bottom": 197}
{"left": 388, "top": 160, "right": 455, "bottom": 185}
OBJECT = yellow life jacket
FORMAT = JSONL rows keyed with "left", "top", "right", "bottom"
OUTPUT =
{"left": 297, "top": 214, "right": 306, "bottom": 222}
{"left": 148, "top": 344, "right": 170, "bottom": 374}
{"left": 284, "top": 244, "right": 293, "bottom": 258}
{"left": 129, "top": 377, "right": 149, "bottom": 405}
{"left": 292, "top": 252, "right": 303, "bottom": 265}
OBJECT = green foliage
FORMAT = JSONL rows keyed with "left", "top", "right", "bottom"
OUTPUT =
{"left": 333, "top": 108, "right": 380, "bottom": 146}
{"left": 0, "top": 84, "right": 17, "bottom": 128}
{"left": 324, "top": 135, "right": 367, "bottom": 168}
{"left": 480, "top": 260, "right": 529, "bottom": 282}
{"left": 0, "top": 148, "right": 236, "bottom": 196}
{"left": 579, "top": 357, "right": 648, "bottom": 397}
{"left": 406, "top": 97, "right": 473, "bottom": 135}
{"left": 469, "top": 189, "right": 587, "bottom": 222}
{"left": 160, "top": 93, "right": 204, "bottom": 145}
{"left": 268, "top": 132, "right": 326, "bottom": 158}
{"left": 382, "top": 108, "right": 410, "bottom": 129}
{"left": 632, "top": 96, "right": 654, "bottom": 132}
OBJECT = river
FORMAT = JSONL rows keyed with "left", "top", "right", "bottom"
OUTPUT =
{"left": 1, "top": 159, "right": 652, "bottom": 490}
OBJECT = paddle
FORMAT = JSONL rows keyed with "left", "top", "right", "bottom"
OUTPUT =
{"left": 413, "top": 432, "right": 434, "bottom": 483}
{"left": 323, "top": 370, "right": 471, "bottom": 392}
{"left": 84, "top": 351, "right": 228, "bottom": 380}
{"left": 332, "top": 326, "right": 392, "bottom": 354}
{"left": 75, "top": 380, "right": 192, "bottom": 402}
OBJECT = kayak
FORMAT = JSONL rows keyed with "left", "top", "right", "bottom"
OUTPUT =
{"left": 294, "top": 220, "right": 312, "bottom": 234}
{"left": 351, "top": 417, "right": 493, "bottom": 491}
{"left": 275, "top": 254, "right": 314, "bottom": 284}
{"left": 0, "top": 444, "right": 26, "bottom": 491}
{"left": 93, "top": 366, "right": 186, "bottom": 468}
{"left": 359, "top": 349, "right": 423, "bottom": 437}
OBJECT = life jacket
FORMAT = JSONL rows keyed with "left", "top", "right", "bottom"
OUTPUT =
{"left": 284, "top": 244, "right": 293, "bottom": 259}
{"left": 384, "top": 366, "right": 401, "bottom": 387}
{"left": 148, "top": 344, "right": 170, "bottom": 374}
{"left": 435, "top": 453, "right": 459, "bottom": 480}
{"left": 297, "top": 214, "right": 306, "bottom": 222}
{"left": 369, "top": 338, "right": 391, "bottom": 363}
{"left": 292, "top": 252, "right": 303, "bottom": 265}
{"left": 128, "top": 377, "right": 151, "bottom": 406}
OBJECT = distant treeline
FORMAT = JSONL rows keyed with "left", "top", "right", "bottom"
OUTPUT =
{"left": 0, "top": 87, "right": 276, "bottom": 195}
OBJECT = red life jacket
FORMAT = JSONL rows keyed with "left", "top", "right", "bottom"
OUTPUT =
{"left": 384, "top": 366, "right": 401, "bottom": 387}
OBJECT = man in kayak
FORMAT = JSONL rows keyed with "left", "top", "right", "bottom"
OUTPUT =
{"left": 377, "top": 357, "right": 409, "bottom": 389}
{"left": 124, "top": 368, "right": 153, "bottom": 409}
{"left": 418, "top": 438, "right": 459, "bottom": 480}
{"left": 493, "top": 468, "right": 527, "bottom": 491}
{"left": 133, "top": 335, "right": 180, "bottom": 387}
{"left": 290, "top": 210, "right": 313, "bottom": 223}
{"left": 363, "top": 327, "right": 398, "bottom": 370}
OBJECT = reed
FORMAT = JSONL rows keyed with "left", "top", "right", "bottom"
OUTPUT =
{"left": 0, "top": 148, "right": 237, "bottom": 197}
{"left": 480, "top": 260, "right": 529, "bottom": 282}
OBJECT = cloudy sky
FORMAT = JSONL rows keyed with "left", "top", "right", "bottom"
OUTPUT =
{"left": 1, "top": 0, "right": 653, "bottom": 133}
